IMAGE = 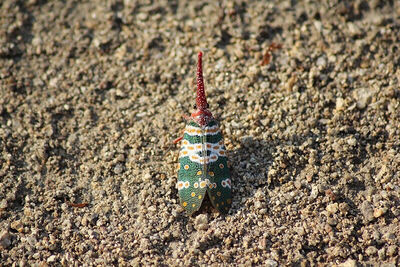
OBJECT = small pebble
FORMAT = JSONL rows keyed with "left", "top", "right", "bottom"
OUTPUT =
{"left": 339, "top": 259, "right": 357, "bottom": 267}
{"left": 265, "top": 259, "right": 278, "bottom": 267}
{"left": 11, "top": 220, "right": 24, "bottom": 233}
{"left": 361, "top": 201, "right": 374, "bottom": 222}
{"left": 194, "top": 214, "right": 208, "bottom": 231}
{"left": 326, "top": 203, "right": 339, "bottom": 214}
{"left": 373, "top": 208, "right": 387, "bottom": 218}
{"left": 47, "top": 255, "right": 57, "bottom": 263}
{"left": 366, "top": 246, "right": 378, "bottom": 256}
{"left": 0, "top": 231, "right": 11, "bottom": 249}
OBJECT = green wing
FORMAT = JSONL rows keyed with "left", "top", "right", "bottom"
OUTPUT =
{"left": 178, "top": 156, "right": 207, "bottom": 215}
{"left": 199, "top": 120, "right": 231, "bottom": 213}
{"left": 205, "top": 128, "right": 232, "bottom": 214}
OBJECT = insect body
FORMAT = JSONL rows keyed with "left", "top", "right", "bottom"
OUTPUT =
{"left": 177, "top": 52, "right": 231, "bottom": 215}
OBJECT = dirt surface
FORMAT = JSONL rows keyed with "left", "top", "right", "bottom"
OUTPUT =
{"left": 1, "top": 0, "right": 400, "bottom": 266}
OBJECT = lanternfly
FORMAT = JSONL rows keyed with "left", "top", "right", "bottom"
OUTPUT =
{"left": 176, "top": 51, "right": 232, "bottom": 215}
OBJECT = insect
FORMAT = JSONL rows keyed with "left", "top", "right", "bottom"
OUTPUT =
{"left": 176, "top": 51, "right": 232, "bottom": 215}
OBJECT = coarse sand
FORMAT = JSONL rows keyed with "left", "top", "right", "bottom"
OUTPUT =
{"left": 1, "top": 0, "right": 399, "bottom": 266}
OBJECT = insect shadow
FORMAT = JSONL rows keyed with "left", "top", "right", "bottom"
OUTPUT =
{"left": 228, "top": 136, "right": 274, "bottom": 215}
{"left": 228, "top": 133, "right": 319, "bottom": 215}
{"left": 227, "top": 128, "right": 389, "bottom": 217}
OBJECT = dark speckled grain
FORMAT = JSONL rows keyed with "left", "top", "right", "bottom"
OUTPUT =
{"left": 0, "top": 0, "right": 399, "bottom": 265}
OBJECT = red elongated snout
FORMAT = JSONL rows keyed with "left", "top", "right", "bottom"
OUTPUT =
{"left": 191, "top": 51, "right": 213, "bottom": 126}
{"left": 195, "top": 51, "right": 209, "bottom": 111}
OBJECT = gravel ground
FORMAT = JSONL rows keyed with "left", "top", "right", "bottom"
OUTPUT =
{"left": 1, "top": 0, "right": 400, "bottom": 266}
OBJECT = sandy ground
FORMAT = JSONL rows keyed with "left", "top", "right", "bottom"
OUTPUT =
{"left": 1, "top": 0, "right": 400, "bottom": 266}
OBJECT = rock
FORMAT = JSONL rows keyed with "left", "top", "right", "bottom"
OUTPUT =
{"left": 346, "top": 137, "right": 357, "bottom": 146}
{"left": 373, "top": 208, "right": 387, "bottom": 218}
{"left": 387, "top": 245, "right": 397, "bottom": 257}
{"left": 361, "top": 201, "right": 374, "bottom": 222}
{"left": 326, "top": 203, "right": 339, "bottom": 214}
{"left": 378, "top": 247, "right": 386, "bottom": 260}
{"left": 310, "top": 185, "right": 319, "bottom": 199}
{"left": 194, "top": 214, "right": 208, "bottom": 231}
{"left": 47, "top": 255, "right": 57, "bottom": 263}
{"left": 366, "top": 246, "right": 378, "bottom": 256}
{"left": 114, "top": 164, "right": 124, "bottom": 174}
{"left": 137, "top": 13, "right": 148, "bottom": 21}
{"left": 383, "top": 232, "right": 395, "bottom": 241}
{"left": 339, "top": 259, "right": 357, "bottom": 267}
{"left": 0, "top": 199, "right": 7, "bottom": 210}
{"left": 11, "top": 220, "right": 24, "bottom": 233}
{"left": 265, "top": 259, "right": 278, "bottom": 267}
{"left": 142, "top": 171, "right": 152, "bottom": 181}
{"left": 338, "top": 203, "right": 349, "bottom": 214}
{"left": 0, "top": 230, "right": 11, "bottom": 249}
{"left": 316, "top": 56, "right": 327, "bottom": 69}
{"left": 353, "top": 88, "right": 373, "bottom": 109}
{"left": 335, "top": 97, "right": 345, "bottom": 111}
